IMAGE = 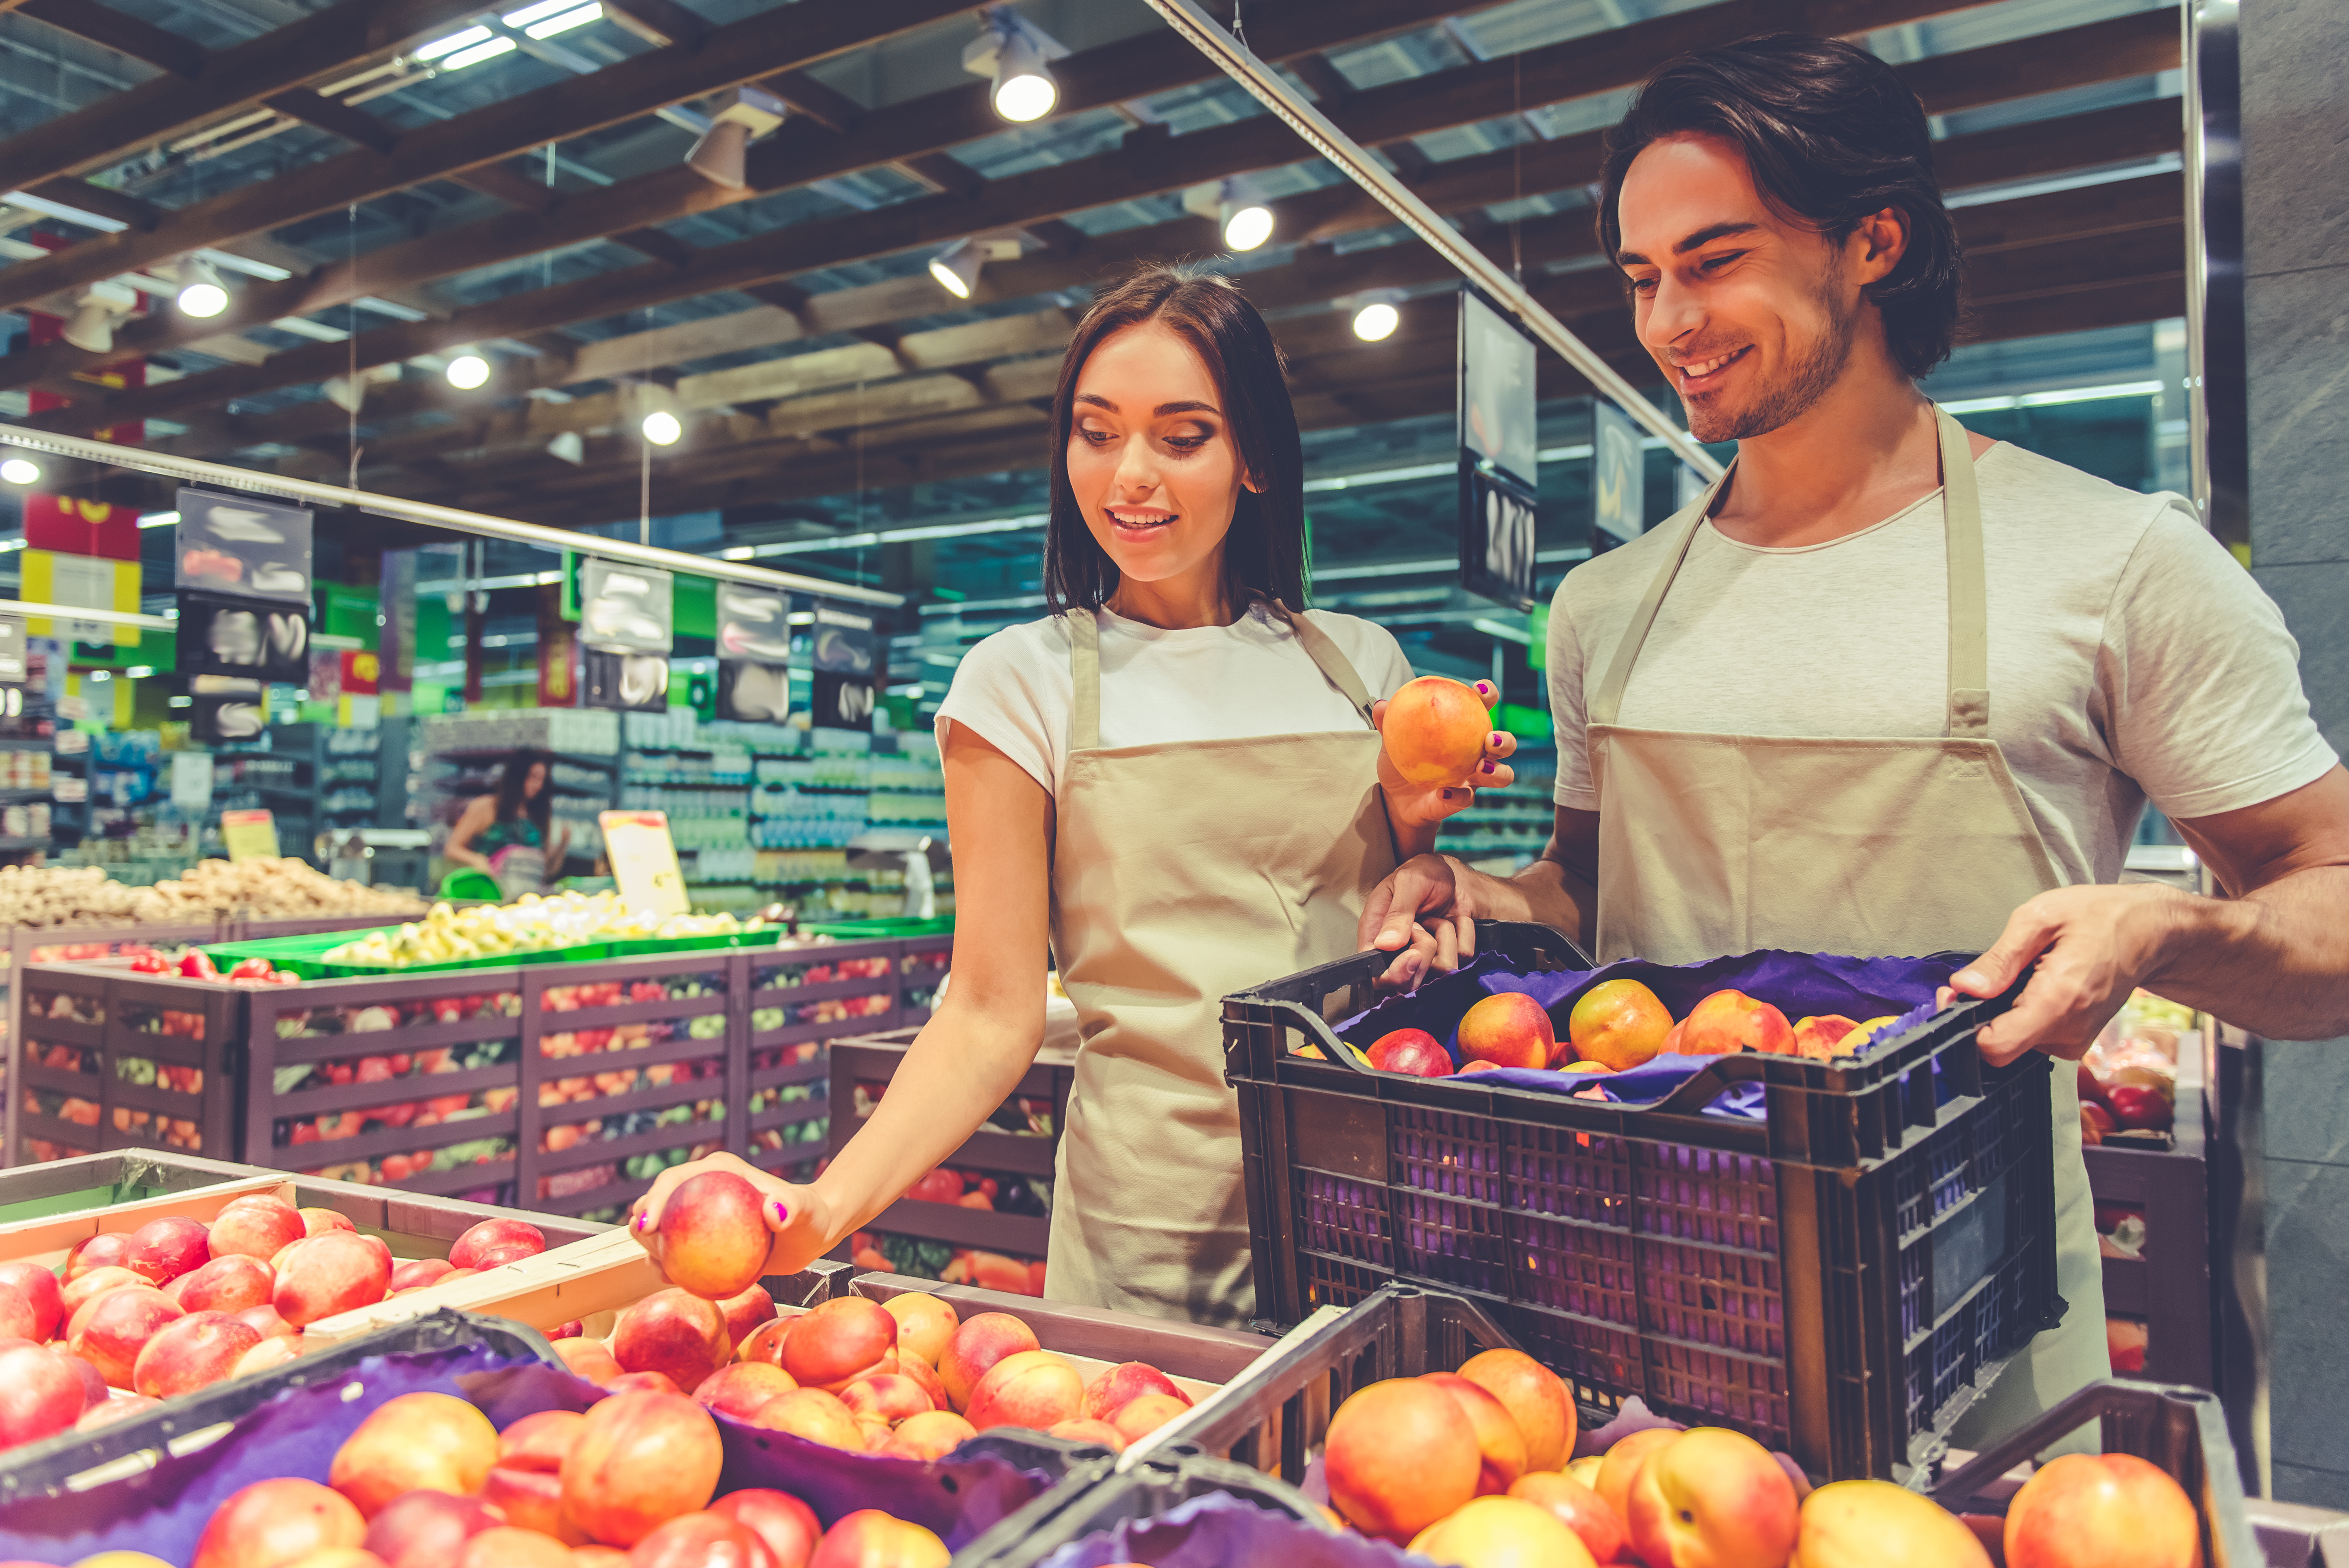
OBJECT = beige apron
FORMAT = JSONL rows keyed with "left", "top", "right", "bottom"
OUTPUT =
{"left": 1045, "top": 603, "right": 1398, "bottom": 1327}
{"left": 1587, "top": 407, "right": 2105, "bottom": 1444}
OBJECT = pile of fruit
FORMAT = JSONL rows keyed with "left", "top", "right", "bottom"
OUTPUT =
{"left": 135, "top": 857, "right": 428, "bottom": 922}
{"left": 2078, "top": 991, "right": 2187, "bottom": 1144}
{"left": 1361, "top": 979, "right": 1909, "bottom": 1080}
{"left": 324, "top": 894, "right": 754, "bottom": 970}
{"left": 0, "top": 1201, "right": 551, "bottom": 1456}
{"left": 1320, "top": 1359, "right": 2205, "bottom": 1568}
{"left": 137, "top": 948, "right": 302, "bottom": 986}
{"left": 843, "top": 1228, "right": 1046, "bottom": 1297}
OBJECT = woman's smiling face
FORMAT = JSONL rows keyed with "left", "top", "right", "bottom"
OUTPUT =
{"left": 1065, "top": 321, "right": 1254, "bottom": 599}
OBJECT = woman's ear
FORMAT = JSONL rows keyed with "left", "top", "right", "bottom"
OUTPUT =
{"left": 1242, "top": 471, "right": 1264, "bottom": 494}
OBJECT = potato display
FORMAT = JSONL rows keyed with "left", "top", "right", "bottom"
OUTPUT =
{"left": 324, "top": 892, "right": 752, "bottom": 969}
{"left": 0, "top": 860, "right": 423, "bottom": 933}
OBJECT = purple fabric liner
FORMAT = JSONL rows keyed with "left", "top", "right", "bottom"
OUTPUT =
{"left": 1334, "top": 948, "right": 1955, "bottom": 1120}
{"left": 1031, "top": 1491, "right": 1425, "bottom": 1568}
{"left": 0, "top": 1348, "right": 1069, "bottom": 1561}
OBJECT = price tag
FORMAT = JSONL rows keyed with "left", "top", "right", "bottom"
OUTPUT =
{"left": 221, "top": 808, "right": 279, "bottom": 861}
{"left": 601, "top": 810, "right": 688, "bottom": 917}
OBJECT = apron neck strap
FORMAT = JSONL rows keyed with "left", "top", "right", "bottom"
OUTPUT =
{"left": 1587, "top": 404, "right": 1991, "bottom": 738}
{"left": 1064, "top": 598, "right": 1380, "bottom": 751}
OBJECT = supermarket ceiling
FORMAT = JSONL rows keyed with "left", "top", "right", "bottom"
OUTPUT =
{"left": 0, "top": 0, "right": 2186, "bottom": 605}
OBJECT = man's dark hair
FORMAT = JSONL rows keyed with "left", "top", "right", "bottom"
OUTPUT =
{"left": 1043, "top": 265, "right": 1306, "bottom": 614}
{"left": 1597, "top": 33, "right": 1963, "bottom": 379}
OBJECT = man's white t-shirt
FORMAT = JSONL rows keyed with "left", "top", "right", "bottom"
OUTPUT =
{"left": 1546, "top": 440, "right": 2338, "bottom": 889}
{"left": 937, "top": 601, "right": 1415, "bottom": 797}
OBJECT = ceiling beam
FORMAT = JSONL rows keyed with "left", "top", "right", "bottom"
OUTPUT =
{"left": 0, "top": 0, "right": 487, "bottom": 190}
{"left": 260, "top": 87, "right": 401, "bottom": 155}
{"left": 14, "top": 0, "right": 205, "bottom": 76}
{"left": 26, "top": 8, "right": 2173, "bottom": 441}
{"left": 0, "top": 0, "right": 977, "bottom": 315}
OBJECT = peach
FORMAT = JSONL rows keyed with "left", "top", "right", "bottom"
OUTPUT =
{"left": 301, "top": 1207, "right": 358, "bottom": 1236}
{"left": 1458, "top": 1348, "right": 1574, "bottom": 1473}
{"left": 388, "top": 1259, "right": 455, "bottom": 1294}
{"left": 938, "top": 1312, "right": 1039, "bottom": 1412}
{"left": 2003, "top": 1452, "right": 2200, "bottom": 1568}
{"left": 233, "top": 1336, "right": 306, "bottom": 1378}
{"left": 574, "top": 1551, "right": 634, "bottom": 1568}
{"left": 1457, "top": 992, "right": 1557, "bottom": 1071}
{"left": 1595, "top": 1428, "right": 1681, "bottom": 1528}
{"left": 1408, "top": 1495, "right": 1596, "bottom": 1568}
{"left": 1327, "top": 1379, "right": 1482, "bottom": 1543}
{"left": 651, "top": 1171, "right": 771, "bottom": 1301}
{"left": 807, "top": 1511, "right": 947, "bottom": 1568}
{"left": 1793, "top": 1478, "right": 1990, "bottom": 1568}
{"left": 1790, "top": 1015, "right": 1861, "bottom": 1062}
{"left": 360, "top": 1489, "right": 501, "bottom": 1568}
{"left": 748, "top": 1388, "right": 865, "bottom": 1451}
{"left": 486, "top": 1410, "right": 588, "bottom": 1542}
{"left": 1627, "top": 1427, "right": 1798, "bottom": 1568}
{"left": 1509, "top": 1471, "right": 1627, "bottom": 1565}
{"left": 210, "top": 1196, "right": 308, "bottom": 1262}
{"left": 0, "top": 1260, "right": 64, "bottom": 1341}
{"left": 1566, "top": 1455, "right": 1604, "bottom": 1488}
{"left": 1838, "top": 1016, "right": 1900, "bottom": 1056}
{"left": 176, "top": 1254, "right": 277, "bottom": 1315}
{"left": 1081, "top": 1362, "right": 1189, "bottom": 1424}
{"left": 191, "top": 1478, "right": 367, "bottom": 1568}
{"left": 854, "top": 1414, "right": 891, "bottom": 1450}
{"left": 275, "top": 1232, "right": 393, "bottom": 1327}
{"left": 842, "top": 1372, "right": 932, "bottom": 1424}
{"left": 560, "top": 1391, "right": 724, "bottom": 1547}
{"left": 896, "top": 1351, "right": 948, "bottom": 1411}
{"left": 1110, "top": 1392, "right": 1189, "bottom": 1444}
{"left": 554, "top": 1336, "right": 625, "bottom": 1385}
{"left": 68, "top": 1285, "right": 184, "bottom": 1387}
{"left": 1382, "top": 675, "right": 1490, "bottom": 785}
{"left": 277, "top": 1551, "right": 388, "bottom": 1568}
{"left": 1048, "top": 1417, "right": 1127, "bottom": 1452}
{"left": 0, "top": 1282, "right": 39, "bottom": 1344}
{"left": 880, "top": 1293, "right": 957, "bottom": 1367}
{"left": 1423, "top": 1372, "right": 1529, "bottom": 1495}
{"left": 502, "top": 1408, "right": 587, "bottom": 1465}
{"left": 694, "top": 1362, "right": 799, "bottom": 1421}
{"left": 328, "top": 1391, "right": 500, "bottom": 1517}
{"left": 607, "top": 1372, "right": 683, "bottom": 1397}
{"left": 1568, "top": 979, "right": 1673, "bottom": 1072}
{"left": 0, "top": 1343, "right": 89, "bottom": 1447}
{"left": 77, "top": 1393, "right": 165, "bottom": 1431}
{"left": 66, "top": 1231, "right": 134, "bottom": 1280}
{"left": 133, "top": 1311, "right": 263, "bottom": 1398}
{"left": 780, "top": 1297, "right": 897, "bottom": 1395}
{"left": 457, "top": 1526, "right": 572, "bottom": 1568}
{"left": 235, "top": 1303, "right": 300, "bottom": 1340}
{"left": 710, "top": 1490, "right": 821, "bottom": 1568}
{"left": 719, "top": 1284, "right": 776, "bottom": 1347}
{"left": 62, "top": 1265, "right": 149, "bottom": 1317}
{"left": 612, "top": 1289, "right": 734, "bottom": 1395}
{"left": 965, "top": 1349, "right": 1083, "bottom": 1432}
{"left": 884, "top": 1409, "right": 977, "bottom": 1461}
{"left": 63, "top": 1348, "right": 107, "bottom": 1406}
{"left": 1680, "top": 991, "right": 1797, "bottom": 1057}
{"left": 449, "top": 1218, "right": 543, "bottom": 1270}
{"left": 471, "top": 1244, "right": 539, "bottom": 1271}
{"left": 736, "top": 1317, "right": 793, "bottom": 1367}
{"left": 628, "top": 1512, "right": 780, "bottom": 1568}
{"left": 1367, "top": 1028, "right": 1454, "bottom": 1077}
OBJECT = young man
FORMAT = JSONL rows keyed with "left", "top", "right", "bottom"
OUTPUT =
{"left": 1362, "top": 35, "right": 2349, "bottom": 1434}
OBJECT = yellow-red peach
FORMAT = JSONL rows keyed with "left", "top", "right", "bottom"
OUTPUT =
{"left": 275, "top": 1232, "right": 393, "bottom": 1328}
{"left": 937, "top": 1312, "right": 1038, "bottom": 1413}
{"left": 210, "top": 1196, "right": 307, "bottom": 1262}
{"left": 1568, "top": 979, "right": 1674, "bottom": 1073}
{"left": 1422, "top": 1372, "right": 1529, "bottom": 1495}
{"left": 883, "top": 1410, "right": 977, "bottom": 1462}
{"left": 360, "top": 1489, "right": 501, "bottom": 1568}
{"left": 234, "top": 1303, "right": 299, "bottom": 1340}
{"left": 484, "top": 1410, "right": 588, "bottom": 1542}
{"left": 62, "top": 1265, "right": 149, "bottom": 1317}
{"left": 627, "top": 1511, "right": 780, "bottom": 1568}
{"left": 457, "top": 1525, "right": 572, "bottom": 1568}
{"left": 842, "top": 1372, "right": 932, "bottom": 1424}
{"left": 965, "top": 1349, "right": 1083, "bottom": 1432}
{"left": 300, "top": 1208, "right": 357, "bottom": 1237}
{"left": 1382, "top": 676, "right": 1490, "bottom": 785}
{"left": 896, "top": 1351, "right": 948, "bottom": 1411}
{"left": 1109, "top": 1393, "right": 1191, "bottom": 1445}
{"left": 0, "top": 1260, "right": 64, "bottom": 1341}
{"left": 2003, "top": 1452, "right": 2200, "bottom": 1568}
{"left": 232, "top": 1336, "right": 305, "bottom": 1379}
{"left": 1048, "top": 1417, "right": 1127, "bottom": 1452}
{"left": 735, "top": 1317, "right": 793, "bottom": 1367}
{"left": 1458, "top": 1348, "right": 1574, "bottom": 1473}
{"left": 1680, "top": 991, "right": 1797, "bottom": 1057}
{"left": 651, "top": 1171, "right": 770, "bottom": 1301}
{"left": 1457, "top": 992, "right": 1558, "bottom": 1071}
{"left": 0, "top": 1343, "right": 89, "bottom": 1447}
{"left": 807, "top": 1511, "right": 947, "bottom": 1568}
{"left": 1594, "top": 1427, "right": 1680, "bottom": 1523}
{"left": 610, "top": 1289, "right": 733, "bottom": 1395}
{"left": 448, "top": 1218, "right": 542, "bottom": 1269}
{"left": 560, "top": 1391, "right": 724, "bottom": 1547}
{"left": 1790, "top": 1015, "right": 1861, "bottom": 1062}
{"left": 779, "top": 1297, "right": 896, "bottom": 1395}
{"left": 388, "top": 1258, "right": 455, "bottom": 1294}
{"left": 1627, "top": 1427, "right": 1799, "bottom": 1568}
{"left": 747, "top": 1387, "right": 864, "bottom": 1451}
{"left": 176, "top": 1255, "right": 277, "bottom": 1315}
{"left": 693, "top": 1362, "right": 798, "bottom": 1422}
{"left": 881, "top": 1293, "right": 957, "bottom": 1368}
{"left": 133, "top": 1311, "right": 263, "bottom": 1399}
{"left": 191, "top": 1478, "right": 367, "bottom": 1568}
{"left": 1793, "top": 1478, "right": 1990, "bottom": 1568}
{"left": 1510, "top": 1471, "right": 1627, "bottom": 1564}
{"left": 328, "top": 1391, "right": 499, "bottom": 1517}
{"left": 1325, "top": 1378, "right": 1482, "bottom": 1544}
{"left": 1080, "top": 1362, "right": 1190, "bottom": 1424}
{"left": 1408, "top": 1495, "right": 1596, "bottom": 1568}
{"left": 66, "top": 1231, "right": 135, "bottom": 1280}
{"left": 554, "top": 1336, "right": 625, "bottom": 1385}
{"left": 710, "top": 1490, "right": 821, "bottom": 1568}
{"left": 718, "top": 1284, "right": 776, "bottom": 1347}
{"left": 68, "top": 1285, "right": 184, "bottom": 1388}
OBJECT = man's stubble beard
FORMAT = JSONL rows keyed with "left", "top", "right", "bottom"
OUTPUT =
{"left": 1681, "top": 273, "right": 1862, "bottom": 445}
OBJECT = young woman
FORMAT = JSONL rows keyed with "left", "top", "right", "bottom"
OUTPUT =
{"left": 443, "top": 747, "right": 569, "bottom": 897}
{"left": 636, "top": 266, "right": 1512, "bottom": 1326}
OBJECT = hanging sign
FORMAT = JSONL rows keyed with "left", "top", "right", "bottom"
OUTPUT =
{"left": 1456, "top": 286, "right": 1541, "bottom": 610}
{"left": 809, "top": 601, "right": 876, "bottom": 733}
{"left": 174, "top": 489, "right": 313, "bottom": 605}
{"left": 177, "top": 590, "right": 310, "bottom": 682}
{"left": 0, "top": 615, "right": 24, "bottom": 685}
{"left": 579, "top": 559, "right": 674, "bottom": 653}
{"left": 221, "top": 808, "right": 280, "bottom": 861}
{"left": 1592, "top": 398, "right": 1644, "bottom": 551}
{"left": 601, "top": 810, "right": 689, "bottom": 917}
{"left": 716, "top": 582, "right": 792, "bottom": 724}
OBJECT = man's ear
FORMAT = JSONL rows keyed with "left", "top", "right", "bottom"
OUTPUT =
{"left": 1852, "top": 206, "right": 1910, "bottom": 286}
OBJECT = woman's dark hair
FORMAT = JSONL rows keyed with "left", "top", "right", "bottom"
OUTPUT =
{"left": 495, "top": 747, "right": 552, "bottom": 839}
{"left": 1596, "top": 33, "right": 1963, "bottom": 379}
{"left": 1043, "top": 265, "right": 1307, "bottom": 613}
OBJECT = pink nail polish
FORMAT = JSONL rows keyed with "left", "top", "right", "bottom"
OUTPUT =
{"left": 1481, "top": 759, "right": 1496, "bottom": 775}
{"left": 769, "top": 1200, "right": 789, "bottom": 1225}
{"left": 1475, "top": 681, "right": 1491, "bottom": 695}
{"left": 1489, "top": 731, "right": 1504, "bottom": 746}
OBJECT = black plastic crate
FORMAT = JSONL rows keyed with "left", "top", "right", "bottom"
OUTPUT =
{"left": 953, "top": 1450, "right": 1330, "bottom": 1568}
{"left": 1224, "top": 922, "right": 2057, "bottom": 1481}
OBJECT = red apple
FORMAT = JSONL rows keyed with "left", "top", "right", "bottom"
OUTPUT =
{"left": 1367, "top": 1028, "right": 1455, "bottom": 1078}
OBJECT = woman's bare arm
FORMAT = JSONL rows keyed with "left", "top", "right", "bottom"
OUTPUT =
{"left": 443, "top": 795, "right": 497, "bottom": 872}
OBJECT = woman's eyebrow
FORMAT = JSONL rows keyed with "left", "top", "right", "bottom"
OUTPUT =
{"left": 1075, "top": 392, "right": 1117, "bottom": 411}
{"left": 1155, "top": 400, "right": 1219, "bottom": 416}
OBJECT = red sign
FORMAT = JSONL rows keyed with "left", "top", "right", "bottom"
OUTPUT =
{"left": 23, "top": 494, "right": 139, "bottom": 563}
{"left": 341, "top": 650, "right": 380, "bottom": 695}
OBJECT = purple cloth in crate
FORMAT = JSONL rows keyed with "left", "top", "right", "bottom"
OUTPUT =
{"left": 1032, "top": 1491, "right": 1424, "bottom": 1568}
{"left": 1335, "top": 948, "right": 1951, "bottom": 1118}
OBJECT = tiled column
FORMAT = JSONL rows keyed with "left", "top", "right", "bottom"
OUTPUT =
{"left": 2240, "top": 0, "right": 2349, "bottom": 1511}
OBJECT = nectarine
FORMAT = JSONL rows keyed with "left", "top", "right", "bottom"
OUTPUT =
{"left": 1457, "top": 992, "right": 1557, "bottom": 1071}
{"left": 1679, "top": 991, "right": 1797, "bottom": 1057}
{"left": 1422, "top": 1372, "right": 1529, "bottom": 1495}
{"left": 1367, "top": 1028, "right": 1454, "bottom": 1078}
{"left": 2003, "top": 1452, "right": 2201, "bottom": 1568}
{"left": 1568, "top": 979, "right": 1673, "bottom": 1072}
{"left": 711, "top": 1490, "right": 820, "bottom": 1568}
{"left": 938, "top": 1313, "right": 1038, "bottom": 1413}
{"left": 1626, "top": 1427, "right": 1799, "bottom": 1568}
{"left": 274, "top": 1232, "right": 393, "bottom": 1327}
{"left": 328, "top": 1391, "right": 499, "bottom": 1516}
{"left": 1409, "top": 1495, "right": 1597, "bottom": 1568}
{"left": 807, "top": 1511, "right": 947, "bottom": 1568}
{"left": 360, "top": 1488, "right": 501, "bottom": 1568}
{"left": 132, "top": 1311, "right": 263, "bottom": 1399}
{"left": 1457, "top": 1348, "right": 1573, "bottom": 1473}
{"left": 175, "top": 1254, "right": 276, "bottom": 1315}
{"left": 1080, "top": 1362, "right": 1190, "bottom": 1424}
{"left": 1791, "top": 1478, "right": 1989, "bottom": 1568}
{"left": 191, "top": 1478, "right": 366, "bottom": 1568}
{"left": 448, "top": 1218, "right": 542, "bottom": 1270}
{"left": 561, "top": 1391, "right": 724, "bottom": 1547}
{"left": 880, "top": 1293, "right": 956, "bottom": 1368}
{"left": 883, "top": 1410, "right": 977, "bottom": 1462}
{"left": 748, "top": 1387, "right": 865, "bottom": 1451}
{"left": 652, "top": 1172, "right": 771, "bottom": 1301}
{"left": 611, "top": 1289, "right": 733, "bottom": 1395}
{"left": 628, "top": 1512, "right": 780, "bottom": 1568}
{"left": 210, "top": 1196, "right": 307, "bottom": 1262}
{"left": 1326, "top": 1378, "right": 1483, "bottom": 1544}
{"left": 779, "top": 1297, "right": 896, "bottom": 1395}
{"left": 0, "top": 1260, "right": 64, "bottom": 1341}
{"left": 67, "top": 1285, "right": 184, "bottom": 1388}
{"left": 965, "top": 1349, "right": 1083, "bottom": 1432}
{"left": 1594, "top": 1427, "right": 1677, "bottom": 1523}
{"left": 1509, "top": 1471, "right": 1626, "bottom": 1564}
{"left": 0, "top": 1343, "right": 89, "bottom": 1447}
{"left": 1383, "top": 676, "right": 1491, "bottom": 785}
{"left": 695, "top": 1361, "right": 799, "bottom": 1421}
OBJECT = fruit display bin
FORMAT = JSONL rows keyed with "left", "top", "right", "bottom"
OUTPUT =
{"left": 744, "top": 936, "right": 902, "bottom": 1184}
{"left": 828, "top": 1027, "right": 1070, "bottom": 1272}
{"left": 2085, "top": 1083, "right": 2214, "bottom": 1390}
{"left": 1223, "top": 921, "right": 2056, "bottom": 1482}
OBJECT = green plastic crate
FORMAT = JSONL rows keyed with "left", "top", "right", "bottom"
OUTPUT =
{"left": 800, "top": 917, "right": 954, "bottom": 940}
{"left": 203, "top": 927, "right": 606, "bottom": 980}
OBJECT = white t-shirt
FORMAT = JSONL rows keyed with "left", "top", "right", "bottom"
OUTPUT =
{"left": 937, "top": 602, "right": 1415, "bottom": 797}
{"left": 1546, "top": 440, "right": 2337, "bottom": 889}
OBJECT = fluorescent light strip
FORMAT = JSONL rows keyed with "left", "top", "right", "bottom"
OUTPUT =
{"left": 730, "top": 512, "right": 1050, "bottom": 559}
{"left": 1471, "top": 618, "right": 1531, "bottom": 645}
{"left": 415, "top": 25, "right": 492, "bottom": 59}
{"left": 525, "top": 3, "right": 601, "bottom": 38}
{"left": 442, "top": 35, "right": 519, "bottom": 68}
{"left": 500, "top": 0, "right": 576, "bottom": 24}
{"left": 1, "top": 190, "right": 129, "bottom": 233}
{"left": 138, "top": 511, "right": 179, "bottom": 528}
{"left": 1936, "top": 380, "right": 2164, "bottom": 415}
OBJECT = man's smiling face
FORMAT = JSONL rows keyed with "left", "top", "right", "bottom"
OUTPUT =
{"left": 1614, "top": 132, "right": 1866, "bottom": 445}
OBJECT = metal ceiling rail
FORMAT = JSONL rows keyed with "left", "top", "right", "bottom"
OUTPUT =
{"left": 1141, "top": 0, "right": 1724, "bottom": 482}
{"left": 0, "top": 601, "right": 175, "bottom": 631}
{"left": 0, "top": 421, "right": 906, "bottom": 608}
